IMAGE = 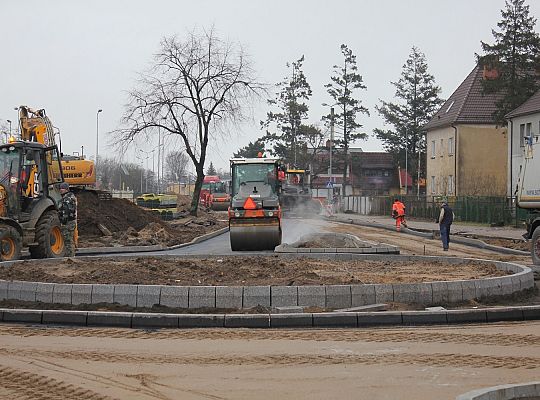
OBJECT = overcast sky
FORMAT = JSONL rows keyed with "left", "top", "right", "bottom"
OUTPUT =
{"left": 1, "top": 0, "right": 539, "bottom": 172}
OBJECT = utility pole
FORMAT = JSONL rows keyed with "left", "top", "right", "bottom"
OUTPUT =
{"left": 328, "top": 107, "right": 334, "bottom": 206}
{"left": 405, "top": 130, "right": 408, "bottom": 195}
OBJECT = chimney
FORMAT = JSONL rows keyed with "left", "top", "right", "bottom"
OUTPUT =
{"left": 483, "top": 64, "right": 499, "bottom": 80}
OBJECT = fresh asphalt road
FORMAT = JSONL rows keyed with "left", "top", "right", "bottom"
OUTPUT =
{"left": 127, "top": 217, "right": 332, "bottom": 256}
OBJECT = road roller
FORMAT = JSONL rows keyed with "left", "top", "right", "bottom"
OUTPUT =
{"left": 228, "top": 157, "right": 282, "bottom": 251}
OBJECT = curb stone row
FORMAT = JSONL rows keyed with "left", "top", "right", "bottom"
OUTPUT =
{"left": 0, "top": 305, "right": 539, "bottom": 329}
{"left": 456, "top": 381, "right": 540, "bottom": 400}
{"left": 0, "top": 256, "right": 534, "bottom": 309}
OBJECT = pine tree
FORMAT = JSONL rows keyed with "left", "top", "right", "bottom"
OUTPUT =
{"left": 374, "top": 47, "right": 444, "bottom": 188}
{"left": 478, "top": 0, "right": 540, "bottom": 124}
{"left": 323, "top": 44, "right": 369, "bottom": 187}
{"left": 206, "top": 162, "right": 217, "bottom": 176}
{"left": 261, "top": 56, "right": 315, "bottom": 166}
{"left": 234, "top": 137, "right": 267, "bottom": 158}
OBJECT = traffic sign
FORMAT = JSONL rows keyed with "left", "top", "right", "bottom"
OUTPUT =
{"left": 326, "top": 181, "right": 333, "bottom": 188}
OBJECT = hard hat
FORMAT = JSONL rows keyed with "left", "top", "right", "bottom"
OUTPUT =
{"left": 59, "top": 182, "right": 70, "bottom": 190}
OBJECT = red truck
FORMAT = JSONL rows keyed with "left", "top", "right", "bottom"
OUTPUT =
{"left": 200, "top": 175, "right": 230, "bottom": 211}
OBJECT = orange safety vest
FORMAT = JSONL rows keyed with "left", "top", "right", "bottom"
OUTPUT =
{"left": 392, "top": 201, "right": 405, "bottom": 216}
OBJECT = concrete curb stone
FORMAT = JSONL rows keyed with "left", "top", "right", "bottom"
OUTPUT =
{"left": 298, "top": 285, "right": 325, "bottom": 308}
{"left": 270, "top": 313, "right": 313, "bottom": 328}
{"left": 225, "top": 314, "right": 270, "bottom": 328}
{"left": 351, "top": 284, "right": 376, "bottom": 307}
{"left": 393, "top": 283, "right": 433, "bottom": 305}
{"left": 52, "top": 284, "right": 72, "bottom": 304}
{"left": 447, "top": 309, "right": 487, "bottom": 323}
{"left": 215, "top": 286, "right": 243, "bottom": 309}
{"left": 71, "top": 284, "right": 92, "bottom": 305}
{"left": 136, "top": 285, "right": 161, "bottom": 308}
{"left": 35, "top": 282, "right": 54, "bottom": 303}
{"left": 243, "top": 286, "right": 270, "bottom": 308}
{"left": 113, "top": 284, "right": 137, "bottom": 307}
{"left": 7, "top": 281, "right": 23, "bottom": 300}
{"left": 3, "top": 309, "right": 42, "bottom": 323}
{"left": 271, "top": 286, "right": 297, "bottom": 307}
{"left": 132, "top": 313, "right": 179, "bottom": 328}
{"left": 485, "top": 307, "right": 524, "bottom": 322}
{"left": 87, "top": 311, "right": 132, "bottom": 327}
{"left": 313, "top": 312, "right": 357, "bottom": 327}
{"left": 42, "top": 310, "right": 87, "bottom": 325}
{"left": 189, "top": 286, "right": 216, "bottom": 309}
{"left": 520, "top": 305, "right": 540, "bottom": 320}
{"left": 325, "top": 285, "right": 352, "bottom": 309}
{"left": 402, "top": 311, "right": 447, "bottom": 325}
{"left": 0, "top": 281, "right": 7, "bottom": 300}
{"left": 374, "top": 284, "right": 393, "bottom": 303}
{"left": 178, "top": 314, "right": 225, "bottom": 328}
{"left": 460, "top": 280, "right": 476, "bottom": 301}
{"left": 160, "top": 286, "right": 188, "bottom": 308}
{"left": 357, "top": 311, "right": 402, "bottom": 326}
{"left": 92, "top": 284, "right": 114, "bottom": 304}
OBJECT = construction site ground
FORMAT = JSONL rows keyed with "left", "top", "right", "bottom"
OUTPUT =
{"left": 76, "top": 192, "right": 227, "bottom": 248}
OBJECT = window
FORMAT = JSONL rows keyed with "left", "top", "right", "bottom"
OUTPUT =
{"left": 526, "top": 123, "right": 532, "bottom": 143}
{"left": 431, "top": 140, "right": 436, "bottom": 158}
{"left": 520, "top": 124, "right": 525, "bottom": 147}
{"left": 448, "top": 175, "right": 454, "bottom": 194}
{"left": 431, "top": 176, "right": 435, "bottom": 194}
{"left": 448, "top": 137, "right": 454, "bottom": 156}
{"left": 440, "top": 139, "right": 444, "bottom": 157}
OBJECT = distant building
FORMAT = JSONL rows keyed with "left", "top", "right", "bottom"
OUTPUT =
{"left": 505, "top": 89, "right": 540, "bottom": 197}
{"left": 424, "top": 65, "right": 507, "bottom": 196}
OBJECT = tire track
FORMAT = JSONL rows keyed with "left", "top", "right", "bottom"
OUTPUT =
{"left": 2, "top": 348, "right": 538, "bottom": 370}
{"left": 0, "top": 365, "right": 116, "bottom": 400}
{"left": 0, "top": 325, "right": 538, "bottom": 347}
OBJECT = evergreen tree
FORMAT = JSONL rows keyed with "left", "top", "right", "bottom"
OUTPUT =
{"left": 206, "top": 162, "right": 217, "bottom": 176}
{"left": 478, "top": 0, "right": 540, "bottom": 124}
{"left": 233, "top": 137, "right": 267, "bottom": 158}
{"left": 261, "top": 56, "right": 315, "bottom": 166}
{"left": 323, "top": 44, "right": 369, "bottom": 186}
{"left": 374, "top": 47, "right": 444, "bottom": 187}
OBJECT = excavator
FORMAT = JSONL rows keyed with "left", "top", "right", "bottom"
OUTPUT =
{"left": 280, "top": 167, "right": 321, "bottom": 216}
{"left": 0, "top": 106, "right": 66, "bottom": 260}
{"left": 228, "top": 157, "right": 282, "bottom": 251}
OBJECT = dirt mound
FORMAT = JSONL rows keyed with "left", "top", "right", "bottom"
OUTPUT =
{"left": 76, "top": 191, "right": 164, "bottom": 236}
{"left": 75, "top": 191, "right": 227, "bottom": 248}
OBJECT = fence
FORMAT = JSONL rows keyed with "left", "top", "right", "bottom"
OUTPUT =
{"left": 341, "top": 195, "right": 527, "bottom": 226}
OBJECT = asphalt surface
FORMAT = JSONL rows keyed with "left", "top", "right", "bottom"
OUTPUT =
{"left": 129, "top": 217, "right": 331, "bottom": 256}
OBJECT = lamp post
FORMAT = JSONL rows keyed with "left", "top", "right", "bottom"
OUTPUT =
{"left": 6, "top": 120, "right": 11, "bottom": 136}
{"left": 13, "top": 107, "right": 19, "bottom": 138}
{"left": 96, "top": 109, "right": 103, "bottom": 166}
{"left": 139, "top": 149, "right": 153, "bottom": 193}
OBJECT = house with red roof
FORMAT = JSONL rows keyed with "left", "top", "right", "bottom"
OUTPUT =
{"left": 424, "top": 65, "right": 507, "bottom": 196}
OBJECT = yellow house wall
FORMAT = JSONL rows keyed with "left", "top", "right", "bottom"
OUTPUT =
{"left": 457, "top": 124, "right": 507, "bottom": 196}
{"left": 426, "top": 126, "right": 456, "bottom": 196}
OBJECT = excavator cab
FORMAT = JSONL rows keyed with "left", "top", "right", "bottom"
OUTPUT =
{"left": 228, "top": 158, "right": 282, "bottom": 251}
{"left": 0, "top": 141, "right": 65, "bottom": 260}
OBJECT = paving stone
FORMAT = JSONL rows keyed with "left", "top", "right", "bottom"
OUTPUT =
{"left": 402, "top": 311, "right": 447, "bottom": 325}
{"left": 351, "top": 285, "right": 376, "bottom": 307}
{"left": 160, "top": 286, "right": 188, "bottom": 308}
{"left": 313, "top": 312, "right": 357, "bottom": 327}
{"left": 325, "top": 285, "right": 351, "bottom": 309}
{"left": 271, "top": 286, "right": 297, "bottom": 307}
{"left": 446, "top": 309, "right": 487, "bottom": 323}
{"left": 113, "top": 284, "right": 137, "bottom": 307}
{"left": 137, "top": 285, "right": 161, "bottom": 308}
{"left": 35, "top": 282, "right": 54, "bottom": 303}
{"left": 215, "top": 286, "right": 242, "bottom": 309}
{"left": 178, "top": 314, "right": 225, "bottom": 328}
{"left": 132, "top": 313, "right": 179, "bottom": 328}
{"left": 357, "top": 311, "right": 402, "bottom": 326}
{"left": 87, "top": 312, "right": 132, "bottom": 327}
{"left": 53, "top": 284, "right": 72, "bottom": 304}
{"left": 270, "top": 313, "right": 313, "bottom": 328}
{"left": 225, "top": 314, "right": 270, "bottom": 328}
{"left": 42, "top": 310, "right": 87, "bottom": 326}
{"left": 71, "top": 284, "right": 93, "bottom": 305}
{"left": 189, "top": 286, "right": 216, "bottom": 309}
{"left": 374, "top": 284, "right": 393, "bottom": 303}
{"left": 486, "top": 307, "right": 523, "bottom": 322}
{"left": 3, "top": 309, "right": 42, "bottom": 323}
{"left": 460, "top": 280, "right": 477, "bottom": 300}
{"left": 243, "top": 286, "right": 270, "bottom": 308}
{"left": 0, "top": 281, "right": 7, "bottom": 300}
{"left": 297, "top": 285, "right": 325, "bottom": 308}
{"left": 393, "top": 283, "right": 432, "bottom": 305}
{"left": 18, "top": 281, "right": 37, "bottom": 302}
{"left": 520, "top": 305, "right": 540, "bottom": 320}
{"left": 7, "top": 281, "right": 23, "bottom": 300}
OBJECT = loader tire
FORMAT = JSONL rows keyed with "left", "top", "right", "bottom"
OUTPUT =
{"left": 29, "top": 211, "right": 65, "bottom": 259}
{"left": 0, "top": 225, "right": 22, "bottom": 261}
{"left": 532, "top": 228, "right": 540, "bottom": 266}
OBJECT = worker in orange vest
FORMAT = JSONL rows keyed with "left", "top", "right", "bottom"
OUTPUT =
{"left": 392, "top": 198, "right": 407, "bottom": 231}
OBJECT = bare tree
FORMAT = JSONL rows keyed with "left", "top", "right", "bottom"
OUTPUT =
{"left": 165, "top": 151, "right": 189, "bottom": 182}
{"left": 115, "top": 28, "right": 265, "bottom": 215}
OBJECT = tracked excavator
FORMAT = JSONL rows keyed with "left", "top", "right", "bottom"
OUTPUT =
{"left": 280, "top": 168, "right": 322, "bottom": 216}
{"left": 0, "top": 107, "right": 66, "bottom": 260}
{"left": 228, "top": 157, "right": 282, "bottom": 251}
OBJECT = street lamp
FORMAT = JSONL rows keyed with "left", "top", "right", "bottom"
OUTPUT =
{"left": 96, "top": 109, "right": 103, "bottom": 166}
{"left": 139, "top": 148, "right": 154, "bottom": 193}
{"left": 6, "top": 120, "right": 11, "bottom": 136}
{"left": 322, "top": 104, "right": 336, "bottom": 206}
{"left": 13, "top": 107, "right": 19, "bottom": 138}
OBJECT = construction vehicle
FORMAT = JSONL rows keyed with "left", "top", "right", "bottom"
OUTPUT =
{"left": 61, "top": 154, "right": 96, "bottom": 187}
{"left": 280, "top": 168, "right": 322, "bottom": 216}
{"left": 208, "top": 181, "right": 230, "bottom": 211}
{"left": 228, "top": 157, "right": 282, "bottom": 251}
{"left": 199, "top": 175, "right": 221, "bottom": 209}
{"left": 516, "top": 133, "right": 540, "bottom": 265}
{"left": 0, "top": 107, "right": 66, "bottom": 260}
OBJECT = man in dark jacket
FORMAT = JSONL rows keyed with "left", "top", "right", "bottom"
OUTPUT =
{"left": 58, "top": 182, "right": 77, "bottom": 257}
{"left": 436, "top": 198, "right": 454, "bottom": 251}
